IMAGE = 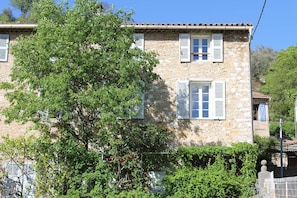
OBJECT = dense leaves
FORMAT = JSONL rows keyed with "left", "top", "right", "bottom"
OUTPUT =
{"left": 251, "top": 45, "right": 278, "bottom": 91}
{"left": 1, "top": 0, "right": 163, "bottom": 196}
{"left": 164, "top": 143, "right": 259, "bottom": 198}
{"left": 261, "top": 46, "right": 297, "bottom": 121}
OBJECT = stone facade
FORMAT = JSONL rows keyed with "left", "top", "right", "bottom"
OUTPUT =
{"left": 134, "top": 24, "right": 254, "bottom": 146}
{"left": 0, "top": 30, "right": 35, "bottom": 139}
{"left": 0, "top": 23, "right": 254, "bottom": 146}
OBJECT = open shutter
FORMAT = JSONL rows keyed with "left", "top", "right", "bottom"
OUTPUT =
{"left": 213, "top": 81, "right": 225, "bottom": 119}
{"left": 0, "top": 34, "right": 9, "bottom": 61}
{"left": 177, "top": 81, "right": 189, "bottom": 119}
{"left": 179, "top": 34, "right": 190, "bottom": 62}
{"left": 259, "top": 103, "right": 266, "bottom": 121}
{"left": 132, "top": 33, "right": 144, "bottom": 50}
{"left": 133, "top": 81, "right": 145, "bottom": 119}
{"left": 212, "top": 34, "right": 223, "bottom": 62}
{"left": 134, "top": 91, "right": 145, "bottom": 119}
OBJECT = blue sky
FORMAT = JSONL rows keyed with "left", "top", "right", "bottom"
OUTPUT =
{"left": 1, "top": 0, "right": 296, "bottom": 51}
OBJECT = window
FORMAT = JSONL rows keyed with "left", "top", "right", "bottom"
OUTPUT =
{"left": 179, "top": 33, "right": 223, "bottom": 63}
{"left": 192, "top": 36, "right": 210, "bottom": 61}
{"left": 3, "top": 162, "right": 36, "bottom": 197}
{"left": 0, "top": 34, "right": 9, "bottom": 62}
{"left": 190, "top": 83, "right": 210, "bottom": 118}
{"left": 132, "top": 33, "right": 144, "bottom": 50}
{"left": 177, "top": 81, "right": 225, "bottom": 119}
{"left": 253, "top": 102, "right": 266, "bottom": 121}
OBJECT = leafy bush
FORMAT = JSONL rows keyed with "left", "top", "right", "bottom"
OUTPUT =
{"left": 253, "top": 135, "right": 278, "bottom": 172}
{"left": 164, "top": 143, "right": 259, "bottom": 198}
{"left": 270, "top": 121, "right": 295, "bottom": 138}
{"left": 165, "top": 159, "right": 242, "bottom": 198}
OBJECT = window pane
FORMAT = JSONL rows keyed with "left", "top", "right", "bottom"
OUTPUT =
{"left": 202, "top": 39, "right": 208, "bottom": 45}
{"left": 202, "top": 110, "right": 208, "bottom": 117}
{"left": 202, "top": 86, "right": 209, "bottom": 93}
{"left": 193, "top": 46, "right": 199, "bottom": 53}
{"left": 193, "top": 55, "right": 199, "bottom": 60}
{"left": 202, "top": 46, "right": 207, "bottom": 53}
{"left": 192, "top": 110, "right": 198, "bottom": 118}
{"left": 192, "top": 86, "right": 199, "bottom": 93}
{"left": 202, "top": 94, "right": 209, "bottom": 101}
{"left": 192, "top": 94, "right": 199, "bottom": 101}
{"left": 202, "top": 102, "right": 209, "bottom": 109}
{"left": 193, "top": 39, "right": 199, "bottom": 45}
{"left": 192, "top": 101, "right": 199, "bottom": 109}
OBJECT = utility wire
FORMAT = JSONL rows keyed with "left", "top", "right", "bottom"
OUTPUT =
{"left": 252, "top": 0, "right": 267, "bottom": 39}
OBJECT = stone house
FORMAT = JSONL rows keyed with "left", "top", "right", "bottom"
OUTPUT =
{"left": 131, "top": 23, "right": 254, "bottom": 145}
{"left": 0, "top": 22, "right": 255, "bottom": 196}
{"left": 0, "top": 23, "right": 255, "bottom": 146}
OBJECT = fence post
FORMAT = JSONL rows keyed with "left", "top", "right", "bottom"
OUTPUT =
{"left": 257, "top": 160, "right": 273, "bottom": 197}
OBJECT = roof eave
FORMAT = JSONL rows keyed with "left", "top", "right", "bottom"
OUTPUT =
{"left": 123, "top": 24, "right": 253, "bottom": 31}
{"left": 0, "top": 24, "right": 37, "bottom": 29}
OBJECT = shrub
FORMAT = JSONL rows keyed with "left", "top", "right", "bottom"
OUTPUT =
{"left": 164, "top": 143, "right": 259, "bottom": 198}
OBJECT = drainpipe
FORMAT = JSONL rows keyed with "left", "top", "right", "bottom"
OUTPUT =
{"left": 249, "top": 26, "right": 254, "bottom": 142}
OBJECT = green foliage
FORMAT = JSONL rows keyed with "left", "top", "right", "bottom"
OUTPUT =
{"left": 0, "top": 134, "right": 37, "bottom": 197}
{"left": 253, "top": 135, "right": 278, "bottom": 171}
{"left": 251, "top": 45, "right": 278, "bottom": 79}
{"left": 270, "top": 121, "right": 296, "bottom": 138}
{"left": 261, "top": 46, "right": 297, "bottom": 121}
{"left": 164, "top": 143, "right": 259, "bottom": 198}
{"left": 106, "top": 189, "right": 155, "bottom": 198}
{"left": 1, "top": 0, "right": 162, "bottom": 196}
{"left": 0, "top": 8, "right": 15, "bottom": 22}
{"left": 10, "top": 0, "right": 40, "bottom": 18}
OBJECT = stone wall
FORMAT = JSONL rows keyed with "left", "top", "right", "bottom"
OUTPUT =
{"left": 0, "top": 31, "right": 35, "bottom": 140}
{"left": 0, "top": 28, "right": 253, "bottom": 146}
{"left": 140, "top": 30, "right": 253, "bottom": 146}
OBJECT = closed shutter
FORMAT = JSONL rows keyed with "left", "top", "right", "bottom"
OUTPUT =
{"left": 0, "top": 34, "right": 9, "bottom": 61}
{"left": 179, "top": 34, "right": 190, "bottom": 62}
{"left": 212, "top": 34, "right": 223, "bottom": 62}
{"left": 213, "top": 81, "right": 225, "bottom": 119}
{"left": 259, "top": 103, "right": 266, "bottom": 121}
{"left": 177, "top": 81, "right": 189, "bottom": 119}
{"left": 132, "top": 33, "right": 144, "bottom": 50}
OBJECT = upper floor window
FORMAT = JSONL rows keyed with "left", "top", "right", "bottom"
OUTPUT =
{"left": 192, "top": 36, "right": 210, "bottom": 61}
{"left": 179, "top": 33, "right": 223, "bottom": 63}
{"left": 177, "top": 80, "right": 225, "bottom": 120}
{"left": 0, "top": 34, "right": 9, "bottom": 62}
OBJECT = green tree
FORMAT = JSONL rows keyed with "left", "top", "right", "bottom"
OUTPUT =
{"left": 10, "top": 0, "right": 39, "bottom": 19}
{"left": 1, "top": 0, "right": 168, "bottom": 196}
{"left": 261, "top": 46, "right": 297, "bottom": 121}
{"left": 0, "top": 8, "right": 15, "bottom": 22}
{"left": 251, "top": 45, "right": 278, "bottom": 91}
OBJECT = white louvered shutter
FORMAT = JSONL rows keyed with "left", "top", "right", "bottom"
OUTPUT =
{"left": 0, "top": 34, "right": 9, "bottom": 61}
{"left": 213, "top": 81, "right": 225, "bottom": 119}
{"left": 177, "top": 81, "right": 189, "bottom": 119}
{"left": 132, "top": 33, "right": 144, "bottom": 50}
{"left": 259, "top": 103, "right": 266, "bottom": 121}
{"left": 135, "top": 90, "right": 145, "bottom": 119}
{"left": 179, "top": 34, "right": 190, "bottom": 62}
{"left": 212, "top": 34, "right": 223, "bottom": 62}
{"left": 133, "top": 81, "right": 145, "bottom": 119}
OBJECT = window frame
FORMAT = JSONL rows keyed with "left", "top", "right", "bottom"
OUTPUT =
{"left": 177, "top": 80, "right": 225, "bottom": 120}
{"left": 190, "top": 82, "right": 211, "bottom": 119}
{"left": 0, "top": 34, "right": 9, "bottom": 62}
{"left": 179, "top": 33, "right": 223, "bottom": 63}
{"left": 191, "top": 35, "right": 211, "bottom": 62}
